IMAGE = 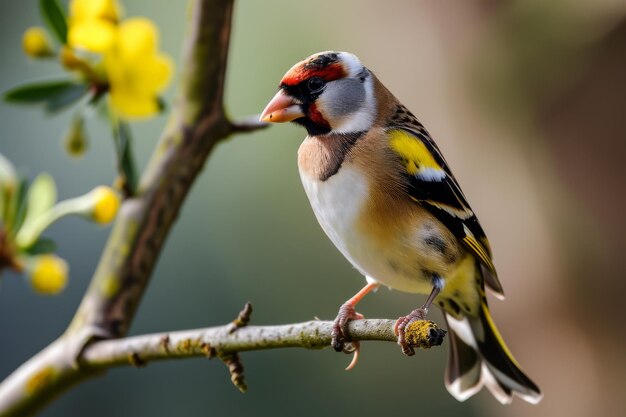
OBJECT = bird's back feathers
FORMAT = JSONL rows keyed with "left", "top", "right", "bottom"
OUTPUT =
{"left": 382, "top": 102, "right": 505, "bottom": 297}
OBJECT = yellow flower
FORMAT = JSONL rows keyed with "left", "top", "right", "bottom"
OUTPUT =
{"left": 70, "top": 0, "right": 120, "bottom": 22}
{"left": 65, "top": 1, "right": 172, "bottom": 119}
{"left": 104, "top": 18, "right": 172, "bottom": 118}
{"left": 91, "top": 186, "right": 120, "bottom": 224}
{"left": 68, "top": 0, "right": 121, "bottom": 53}
{"left": 22, "top": 27, "right": 53, "bottom": 58}
{"left": 30, "top": 255, "right": 69, "bottom": 295}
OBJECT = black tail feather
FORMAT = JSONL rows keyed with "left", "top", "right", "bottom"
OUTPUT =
{"left": 444, "top": 305, "right": 542, "bottom": 404}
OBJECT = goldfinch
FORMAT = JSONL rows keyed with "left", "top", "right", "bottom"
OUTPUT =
{"left": 260, "top": 51, "right": 541, "bottom": 404}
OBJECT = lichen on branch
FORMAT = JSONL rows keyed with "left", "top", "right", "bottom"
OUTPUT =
{"left": 79, "top": 318, "right": 444, "bottom": 370}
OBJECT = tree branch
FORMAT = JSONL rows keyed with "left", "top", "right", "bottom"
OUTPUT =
{"left": 80, "top": 319, "right": 398, "bottom": 369}
{"left": 77, "top": 304, "right": 446, "bottom": 391}
{"left": 81, "top": 314, "right": 445, "bottom": 393}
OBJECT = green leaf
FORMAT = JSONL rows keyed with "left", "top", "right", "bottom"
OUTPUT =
{"left": 45, "top": 83, "right": 88, "bottom": 113}
{"left": 4, "top": 81, "right": 78, "bottom": 104}
{"left": 39, "top": 0, "right": 67, "bottom": 44}
{"left": 20, "top": 173, "right": 57, "bottom": 235}
{"left": 23, "top": 237, "right": 57, "bottom": 255}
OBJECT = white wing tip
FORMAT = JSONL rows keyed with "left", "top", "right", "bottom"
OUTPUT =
{"left": 445, "top": 345, "right": 543, "bottom": 404}
{"left": 481, "top": 363, "right": 543, "bottom": 404}
{"left": 445, "top": 377, "right": 483, "bottom": 402}
{"left": 519, "top": 390, "right": 544, "bottom": 404}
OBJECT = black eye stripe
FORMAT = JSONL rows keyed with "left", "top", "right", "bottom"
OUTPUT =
{"left": 281, "top": 77, "right": 327, "bottom": 103}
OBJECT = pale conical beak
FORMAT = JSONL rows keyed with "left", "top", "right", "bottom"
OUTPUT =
{"left": 260, "top": 90, "right": 304, "bottom": 123}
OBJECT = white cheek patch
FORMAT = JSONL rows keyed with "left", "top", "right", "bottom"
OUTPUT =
{"left": 333, "top": 108, "right": 376, "bottom": 134}
{"left": 331, "top": 75, "right": 376, "bottom": 135}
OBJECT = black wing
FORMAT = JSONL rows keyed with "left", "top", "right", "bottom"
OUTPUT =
{"left": 387, "top": 105, "right": 503, "bottom": 296}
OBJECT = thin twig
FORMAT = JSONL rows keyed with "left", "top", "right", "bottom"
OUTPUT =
{"left": 229, "top": 114, "right": 270, "bottom": 133}
{"left": 228, "top": 302, "right": 253, "bottom": 333}
{"left": 221, "top": 353, "right": 246, "bottom": 392}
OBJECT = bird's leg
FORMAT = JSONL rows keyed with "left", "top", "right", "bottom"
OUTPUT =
{"left": 332, "top": 282, "right": 379, "bottom": 369}
{"left": 395, "top": 275, "right": 443, "bottom": 356}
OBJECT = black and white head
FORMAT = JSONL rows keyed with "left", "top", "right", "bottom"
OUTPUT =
{"left": 260, "top": 51, "right": 377, "bottom": 136}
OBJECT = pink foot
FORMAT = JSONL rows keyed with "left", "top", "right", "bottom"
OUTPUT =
{"left": 332, "top": 302, "right": 364, "bottom": 351}
{"left": 332, "top": 302, "right": 365, "bottom": 370}
{"left": 394, "top": 307, "right": 427, "bottom": 356}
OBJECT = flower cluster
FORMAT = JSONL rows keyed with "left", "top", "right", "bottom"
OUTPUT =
{"left": 66, "top": 0, "right": 173, "bottom": 118}
{"left": 7, "top": 0, "right": 174, "bottom": 194}
{"left": 11, "top": 0, "right": 173, "bottom": 119}
{"left": 0, "top": 154, "right": 120, "bottom": 294}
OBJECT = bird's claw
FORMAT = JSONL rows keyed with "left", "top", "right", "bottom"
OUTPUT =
{"left": 332, "top": 303, "right": 364, "bottom": 369}
{"left": 394, "top": 307, "right": 427, "bottom": 356}
{"left": 331, "top": 303, "right": 364, "bottom": 352}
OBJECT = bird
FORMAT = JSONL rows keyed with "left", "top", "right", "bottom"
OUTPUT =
{"left": 260, "top": 51, "right": 542, "bottom": 404}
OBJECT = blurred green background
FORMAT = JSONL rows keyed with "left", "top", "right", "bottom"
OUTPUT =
{"left": 2, "top": 1, "right": 626, "bottom": 416}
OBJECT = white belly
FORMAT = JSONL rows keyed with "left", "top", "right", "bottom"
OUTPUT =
{"left": 299, "top": 165, "right": 431, "bottom": 294}
{"left": 300, "top": 166, "right": 368, "bottom": 271}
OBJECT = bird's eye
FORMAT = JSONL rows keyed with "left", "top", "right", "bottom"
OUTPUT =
{"left": 307, "top": 77, "right": 326, "bottom": 94}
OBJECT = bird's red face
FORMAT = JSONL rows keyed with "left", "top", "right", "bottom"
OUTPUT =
{"left": 261, "top": 51, "right": 376, "bottom": 136}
